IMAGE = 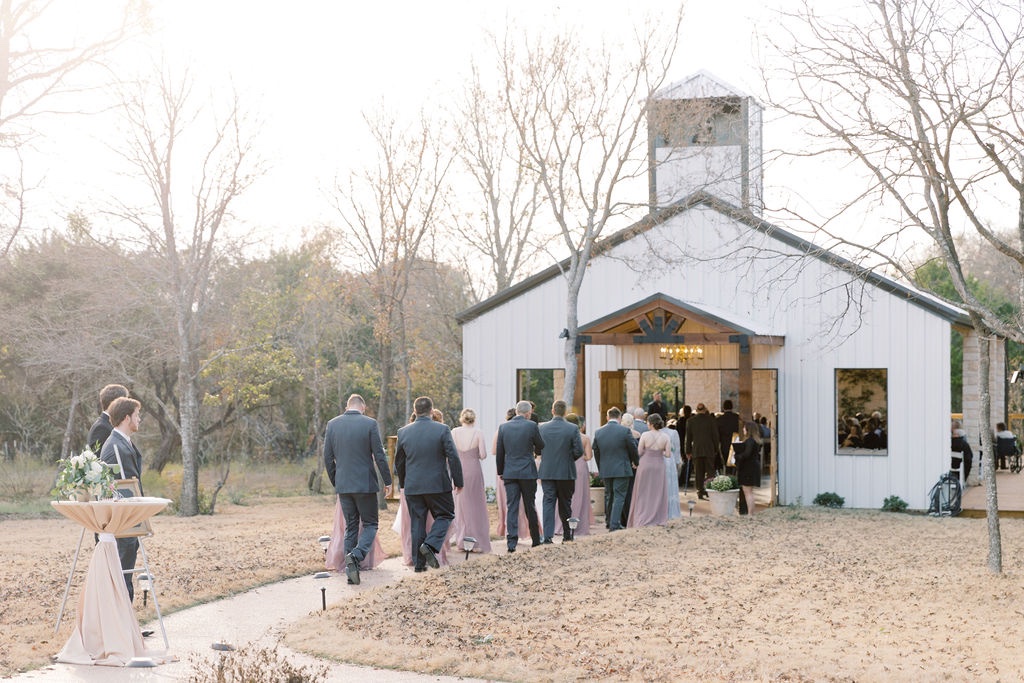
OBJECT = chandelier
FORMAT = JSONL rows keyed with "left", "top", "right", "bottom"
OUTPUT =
{"left": 659, "top": 344, "right": 704, "bottom": 364}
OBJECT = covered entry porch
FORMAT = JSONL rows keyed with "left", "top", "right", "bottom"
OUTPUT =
{"left": 574, "top": 293, "right": 784, "bottom": 504}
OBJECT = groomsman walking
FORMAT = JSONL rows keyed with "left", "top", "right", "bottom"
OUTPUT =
{"left": 592, "top": 407, "right": 638, "bottom": 532}
{"left": 538, "top": 400, "right": 584, "bottom": 543}
{"left": 323, "top": 394, "right": 392, "bottom": 585}
{"left": 495, "top": 400, "right": 545, "bottom": 552}
{"left": 395, "top": 396, "right": 463, "bottom": 572}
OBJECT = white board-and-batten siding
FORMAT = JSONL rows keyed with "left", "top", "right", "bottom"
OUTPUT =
{"left": 462, "top": 197, "right": 958, "bottom": 510}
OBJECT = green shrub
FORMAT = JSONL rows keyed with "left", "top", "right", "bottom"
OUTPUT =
{"left": 812, "top": 492, "right": 845, "bottom": 508}
{"left": 881, "top": 495, "right": 908, "bottom": 512}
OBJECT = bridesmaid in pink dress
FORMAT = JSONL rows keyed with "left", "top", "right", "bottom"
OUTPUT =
{"left": 326, "top": 497, "right": 385, "bottom": 571}
{"left": 627, "top": 413, "right": 671, "bottom": 527}
{"left": 450, "top": 409, "right": 492, "bottom": 553}
{"left": 554, "top": 413, "right": 594, "bottom": 537}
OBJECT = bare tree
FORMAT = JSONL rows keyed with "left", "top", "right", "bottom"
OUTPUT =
{"left": 763, "top": 0, "right": 1024, "bottom": 571}
{"left": 449, "top": 63, "right": 547, "bottom": 300}
{"left": 109, "top": 69, "right": 261, "bottom": 516}
{"left": 492, "top": 10, "right": 683, "bottom": 407}
{"left": 328, "top": 107, "right": 453, "bottom": 437}
{"left": 0, "top": 0, "right": 141, "bottom": 257}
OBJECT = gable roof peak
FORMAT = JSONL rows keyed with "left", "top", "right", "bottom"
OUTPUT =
{"left": 655, "top": 70, "right": 752, "bottom": 101}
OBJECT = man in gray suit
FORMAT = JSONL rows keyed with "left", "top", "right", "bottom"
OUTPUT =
{"left": 99, "top": 396, "right": 144, "bottom": 601}
{"left": 592, "top": 406, "right": 638, "bottom": 531}
{"left": 495, "top": 400, "right": 545, "bottom": 552}
{"left": 538, "top": 399, "right": 584, "bottom": 543}
{"left": 394, "top": 396, "right": 463, "bottom": 572}
{"left": 323, "top": 394, "right": 392, "bottom": 585}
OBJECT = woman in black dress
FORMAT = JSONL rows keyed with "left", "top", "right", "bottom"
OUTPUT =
{"left": 735, "top": 420, "right": 762, "bottom": 515}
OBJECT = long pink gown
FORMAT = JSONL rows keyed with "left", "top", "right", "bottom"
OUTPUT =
{"left": 396, "top": 489, "right": 450, "bottom": 567}
{"left": 627, "top": 429, "right": 670, "bottom": 527}
{"left": 450, "top": 426, "right": 492, "bottom": 553}
{"left": 556, "top": 434, "right": 594, "bottom": 537}
{"left": 325, "top": 497, "right": 385, "bottom": 571}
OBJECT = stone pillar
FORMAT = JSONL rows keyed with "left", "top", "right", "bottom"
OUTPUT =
{"left": 961, "top": 330, "right": 980, "bottom": 440}
{"left": 961, "top": 331, "right": 1007, "bottom": 438}
{"left": 626, "top": 369, "right": 642, "bottom": 413}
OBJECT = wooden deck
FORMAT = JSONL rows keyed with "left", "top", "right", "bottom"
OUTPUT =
{"left": 961, "top": 469, "right": 1024, "bottom": 518}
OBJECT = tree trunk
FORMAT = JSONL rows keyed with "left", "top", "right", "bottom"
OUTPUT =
{"left": 561, "top": 272, "right": 583, "bottom": 406}
{"left": 977, "top": 323, "right": 1002, "bottom": 573}
{"left": 178, "top": 364, "right": 201, "bottom": 516}
{"left": 61, "top": 384, "right": 79, "bottom": 459}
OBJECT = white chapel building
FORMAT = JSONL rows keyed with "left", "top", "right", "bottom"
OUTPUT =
{"left": 457, "top": 72, "right": 998, "bottom": 510}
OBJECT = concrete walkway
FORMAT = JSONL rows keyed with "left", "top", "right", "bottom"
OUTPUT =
{"left": 14, "top": 556, "right": 488, "bottom": 682}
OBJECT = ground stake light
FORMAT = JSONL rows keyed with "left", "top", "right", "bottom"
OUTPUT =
{"left": 317, "top": 535, "right": 331, "bottom": 558}
{"left": 687, "top": 499, "right": 696, "bottom": 517}
{"left": 314, "top": 571, "right": 330, "bottom": 611}
{"left": 567, "top": 517, "right": 579, "bottom": 541}
{"left": 462, "top": 536, "right": 476, "bottom": 560}
{"left": 137, "top": 572, "right": 153, "bottom": 607}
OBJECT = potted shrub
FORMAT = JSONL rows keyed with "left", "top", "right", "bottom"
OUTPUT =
{"left": 705, "top": 474, "right": 739, "bottom": 516}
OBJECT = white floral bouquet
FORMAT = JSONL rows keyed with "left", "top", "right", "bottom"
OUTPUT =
{"left": 53, "top": 449, "right": 121, "bottom": 500}
{"left": 706, "top": 474, "right": 738, "bottom": 492}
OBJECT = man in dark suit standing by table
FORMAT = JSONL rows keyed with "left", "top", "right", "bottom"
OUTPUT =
{"left": 495, "top": 400, "right": 545, "bottom": 552}
{"left": 86, "top": 384, "right": 128, "bottom": 456}
{"left": 538, "top": 399, "right": 584, "bottom": 544}
{"left": 99, "top": 396, "right": 144, "bottom": 602}
{"left": 323, "top": 393, "right": 392, "bottom": 585}
{"left": 592, "top": 406, "right": 638, "bottom": 531}
{"left": 394, "top": 396, "right": 463, "bottom": 572}
{"left": 685, "top": 403, "right": 720, "bottom": 500}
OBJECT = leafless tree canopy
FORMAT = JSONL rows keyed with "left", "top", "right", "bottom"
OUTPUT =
{"left": 763, "top": 0, "right": 1024, "bottom": 571}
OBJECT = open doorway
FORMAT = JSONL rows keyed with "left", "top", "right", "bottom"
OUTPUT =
{"left": 599, "top": 367, "right": 778, "bottom": 505}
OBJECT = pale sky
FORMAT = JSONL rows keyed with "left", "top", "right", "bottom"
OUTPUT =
{"left": 27, "top": 0, "right": 790, "bottom": 249}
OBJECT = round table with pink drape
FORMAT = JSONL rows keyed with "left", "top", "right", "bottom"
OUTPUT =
{"left": 51, "top": 498, "right": 171, "bottom": 666}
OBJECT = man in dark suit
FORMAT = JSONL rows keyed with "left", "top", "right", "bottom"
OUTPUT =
{"left": 86, "top": 384, "right": 129, "bottom": 455}
{"left": 592, "top": 406, "right": 638, "bottom": 531}
{"left": 538, "top": 399, "right": 584, "bottom": 543}
{"left": 675, "top": 404, "right": 693, "bottom": 486}
{"left": 685, "top": 403, "right": 720, "bottom": 500}
{"left": 323, "top": 393, "right": 392, "bottom": 585}
{"left": 495, "top": 400, "right": 545, "bottom": 552}
{"left": 394, "top": 396, "right": 463, "bottom": 572}
{"left": 647, "top": 392, "right": 667, "bottom": 421}
{"left": 716, "top": 399, "right": 741, "bottom": 472}
{"left": 99, "top": 396, "right": 144, "bottom": 601}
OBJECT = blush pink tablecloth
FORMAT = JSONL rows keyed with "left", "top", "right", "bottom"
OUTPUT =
{"left": 51, "top": 497, "right": 170, "bottom": 666}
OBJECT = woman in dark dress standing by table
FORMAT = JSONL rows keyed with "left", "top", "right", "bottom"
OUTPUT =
{"left": 736, "top": 420, "right": 763, "bottom": 515}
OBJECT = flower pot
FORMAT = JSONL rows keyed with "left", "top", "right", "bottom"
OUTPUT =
{"left": 73, "top": 489, "right": 92, "bottom": 503}
{"left": 708, "top": 489, "right": 739, "bottom": 516}
{"left": 590, "top": 487, "right": 605, "bottom": 517}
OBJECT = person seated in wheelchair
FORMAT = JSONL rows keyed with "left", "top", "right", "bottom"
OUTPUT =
{"left": 994, "top": 423, "right": 1019, "bottom": 471}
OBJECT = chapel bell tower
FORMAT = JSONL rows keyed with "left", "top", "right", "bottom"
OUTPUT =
{"left": 648, "top": 71, "right": 763, "bottom": 215}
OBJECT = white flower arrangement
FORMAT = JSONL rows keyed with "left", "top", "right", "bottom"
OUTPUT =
{"left": 53, "top": 449, "right": 120, "bottom": 500}
{"left": 706, "top": 474, "right": 738, "bottom": 492}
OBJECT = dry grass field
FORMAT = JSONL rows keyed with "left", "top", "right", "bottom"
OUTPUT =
{"left": 3, "top": 489, "right": 1024, "bottom": 681}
